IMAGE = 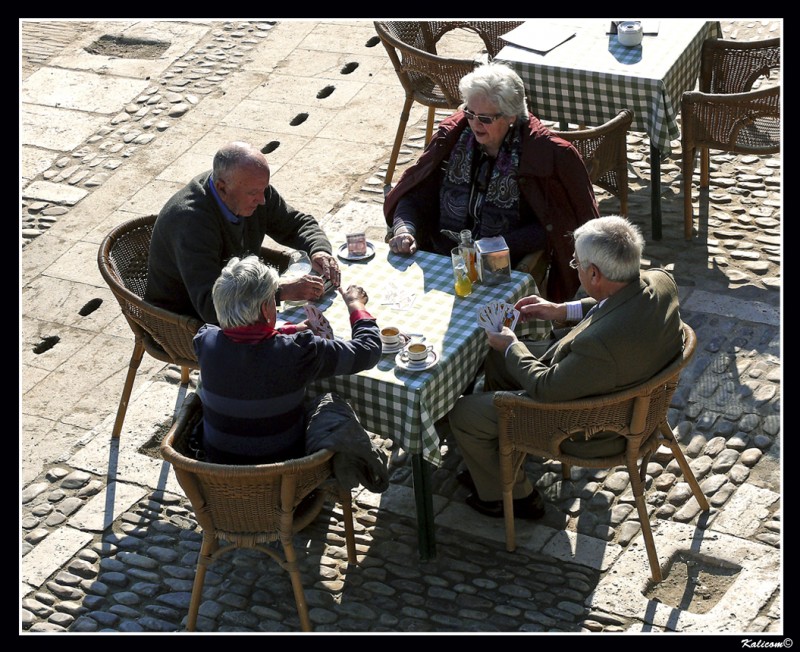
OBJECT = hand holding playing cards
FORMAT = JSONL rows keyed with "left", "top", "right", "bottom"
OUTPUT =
{"left": 280, "top": 274, "right": 325, "bottom": 301}
{"left": 486, "top": 326, "right": 518, "bottom": 352}
{"left": 477, "top": 301, "right": 520, "bottom": 333}
{"left": 311, "top": 251, "right": 341, "bottom": 288}
{"left": 515, "top": 295, "right": 567, "bottom": 323}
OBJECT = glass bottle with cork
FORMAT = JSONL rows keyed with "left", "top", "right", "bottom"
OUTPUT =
{"left": 458, "top": 229, "right": 479, "bottom": 284}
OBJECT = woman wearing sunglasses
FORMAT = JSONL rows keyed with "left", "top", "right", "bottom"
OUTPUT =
{"left": 384, "top": 62, "right": 600, "bottom": 302}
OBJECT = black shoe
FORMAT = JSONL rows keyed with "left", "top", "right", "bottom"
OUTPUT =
{"left": 456, "top": 469, "right": 476, "bottom": 492}
{"left": 465, "top": 490, "right": 546, "bottom": 520}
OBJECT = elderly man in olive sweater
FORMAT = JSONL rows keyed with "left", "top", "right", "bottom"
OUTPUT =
{"left": 145, "top": 141, "right": 341, "bottom": 324}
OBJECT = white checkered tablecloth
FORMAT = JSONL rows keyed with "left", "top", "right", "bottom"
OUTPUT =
{"left": 280, "top": 241, "right": 547, "bottom": 467}
{"left": 496, "top": 19, "right": 722, "bottom": 157}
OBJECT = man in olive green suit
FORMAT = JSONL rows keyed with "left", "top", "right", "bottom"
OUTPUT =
{"left": 450, "top": 215, "right": 684, "bottom": 519}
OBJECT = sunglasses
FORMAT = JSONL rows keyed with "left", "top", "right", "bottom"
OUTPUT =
{"left": 463, "top": 107, "right": 503, "bottom": 124}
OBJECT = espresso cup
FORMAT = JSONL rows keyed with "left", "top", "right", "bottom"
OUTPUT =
{"left": 380, "top": 326, "right": 400, "bottom": 347}
{"left": 404, "top": 341, "right": 433, "bottom": 362}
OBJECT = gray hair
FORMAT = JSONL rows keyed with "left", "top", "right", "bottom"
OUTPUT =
{"left": 212, "top": 255, "right": 279, "bottom": 328}
{"left": 459, "top": 62, "right": 529, "bottom": 120}
{"left": 573, "top": 216, "right": 644, "bottom": 283}
{"left": 212, "top": 141, "right": 269, "bottom": 184}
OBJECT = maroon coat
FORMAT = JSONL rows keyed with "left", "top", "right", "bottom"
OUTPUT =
{"left": 384, "top": 111, "right": 600, "bottom": 302}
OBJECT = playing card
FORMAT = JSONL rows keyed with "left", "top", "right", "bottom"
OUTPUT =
{"left": 477, "top": 301, "right": 519, "bottom": 332}
{"left": 304, "top": 304, "right": 334, "bottom": 340}
{"left": 477, "top": 304, "right": 497, "bottom": 330}
{"left": 500, "top": 303, "right": 520, "bottom": 330}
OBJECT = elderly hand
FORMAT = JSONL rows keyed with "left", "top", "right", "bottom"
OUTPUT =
{"left": 515, "top": 295, "right": 567, "bottom": 323}
{"left": 279, "top": 274, "right": 325, "bottom": 301}
{"left": 389, "top": 232, "right": 417, "bottom": 255}
{"left": 339, "top": 284, "right": 369, "bottom": 311}
{"left": 311, "top": 252, "right": 341, "bottom": 288}
{"left": 486, "top": 326, "right": 518, "bottom": 352}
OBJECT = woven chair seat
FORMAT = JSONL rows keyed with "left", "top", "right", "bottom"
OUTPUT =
{"left": 681, "top": 37, "right": 780, "bottom": 239}
{"left": 495, "top": 322, "right": 708, "bottom": 582}
{"left": 552, "top": 108, "right": 633, "bottom": 218}
{"left": 97, "top": 214, "right": 203, "bottom": 438}
{"left": 161, "top": 392, "right": 356, "bottom": 632}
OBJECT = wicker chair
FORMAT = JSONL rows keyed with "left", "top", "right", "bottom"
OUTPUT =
{"left": 494, "top": 322, "right": 707, "bottom": 582}
{"left": 161, "top": 392, "right": 357, "bottom": 632}
{"left": 681, "top": 38, "right": 781, "bottom": 239}
{"left": 552, "top": 109, "right": 633, "bottom": 217}
{"left": 374, "top": 20, "right": 523, "bottom": 189}
{"left": 97, "top": 214, "right": 202, "bottom": 439}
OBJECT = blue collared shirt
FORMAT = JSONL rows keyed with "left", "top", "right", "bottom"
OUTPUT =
{"left": 208, "top": 175, "right": 240, "bottom": 224}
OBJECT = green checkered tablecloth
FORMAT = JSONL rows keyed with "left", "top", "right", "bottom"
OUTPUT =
{"left": 496, "top": 19, "right": 722, "bottom": 157}
{"left": 280, "top": 241, "right": 547, "bottom": 467}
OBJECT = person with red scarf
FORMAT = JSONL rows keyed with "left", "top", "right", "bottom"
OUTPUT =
{"left": 193, "top": 255, "right": 381, "bottom": 464}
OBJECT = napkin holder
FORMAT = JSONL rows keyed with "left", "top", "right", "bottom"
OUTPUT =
{"left": 617, "top": 21, "right": 643, "bottom": 47}
{"left": 476, "top": 236, "right": 511, "bottom": 286}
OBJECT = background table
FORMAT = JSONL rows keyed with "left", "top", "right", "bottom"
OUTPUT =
{"left": 496, "top": 19, "right": 722, "bottom": 239}
{"left": 280, "top": 240, "right": 545, "bottom": 558}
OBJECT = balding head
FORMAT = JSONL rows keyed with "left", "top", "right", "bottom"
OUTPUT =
{"left": 212, "top": 142, "right": 270, "bottom": 183}
{"left": 211, "top": 142, "right": 271, "bottom": 217}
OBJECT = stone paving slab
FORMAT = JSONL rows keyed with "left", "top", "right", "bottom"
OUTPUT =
{"left": 683, "top": 289, "right": 780, "bottom": 326}
{"left": 590, "top": 521, "right": 781, "bottom": 633}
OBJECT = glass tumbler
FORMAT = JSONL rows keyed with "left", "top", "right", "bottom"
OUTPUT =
{"left": 281, "top": 251, "right": 313, "bottom": 307}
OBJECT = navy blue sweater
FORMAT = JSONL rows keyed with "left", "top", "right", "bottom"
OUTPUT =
{"left": 194, "top": 316, "right": 381, "bottom": 464}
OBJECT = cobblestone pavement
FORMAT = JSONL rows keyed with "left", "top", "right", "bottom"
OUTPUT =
{"left": 21, "top": 19, "right": 782, "bottom": 635}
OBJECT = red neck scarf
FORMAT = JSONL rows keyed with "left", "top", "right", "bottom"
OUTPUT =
{"left": 222, "top": 322, "right": 276, "bottom": 344}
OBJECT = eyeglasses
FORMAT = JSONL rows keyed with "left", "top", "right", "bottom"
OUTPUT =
{"left": 463, "top": 107, "right": 503, "bottom": 125}
{"left": 569, "top": 256, "right": 581, "bottom": 270}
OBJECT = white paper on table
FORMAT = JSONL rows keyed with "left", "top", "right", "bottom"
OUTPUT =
{"left": 381, "top": 287, "right": 417, "bottom": 311}
{"left": 500, "top": 21, "right": 576, "bottom": 54}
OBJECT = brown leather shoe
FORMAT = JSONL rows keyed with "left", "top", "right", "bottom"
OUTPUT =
{"left": 465, "top": 490, "right": 545, "bottom": 520}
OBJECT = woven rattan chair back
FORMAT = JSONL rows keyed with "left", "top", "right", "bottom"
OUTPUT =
{"left": 97, "top": 214, "right": 203, "bottom": 438}
{"left": 681, "top": 38, "right": 780, "bottom": 239}
{"left": 374, "top": 20, "right": 523, "bottom": 189}
{"left": 494, "top": 322, "right": 707, "bottom": 582}
{"left": 160, "top": 392, "right": 357, "bottom": 632}
{"left": 552, "top": 109, "right": 633, "bottom": 216}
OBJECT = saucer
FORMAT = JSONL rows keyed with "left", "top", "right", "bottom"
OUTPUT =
{"left": 382, "top": 333, "right": 409, "bottom": 354}
{"left": 395, "top": 349, "right": 438, "bottom": 371}
{"left": 337, "top": 242, "right": 376, "bottom": 262}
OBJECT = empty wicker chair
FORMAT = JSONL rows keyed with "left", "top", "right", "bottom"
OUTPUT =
{"left": 97, "top": 214, "right": 202, "bottom": 439}
{"left": 681, "top": 37, "right": 780, "bottom": 239}
{"left": 374, "top": 20, "right": 523, "bottom": 189}
{"left": 494, "top": 322, "right": 707, "bottom": 583}
{"left": 161, "top": 392, "right": 357, "bottom": 632}
{"left": 552, "top": 109, "right": 633, "bottom": 217}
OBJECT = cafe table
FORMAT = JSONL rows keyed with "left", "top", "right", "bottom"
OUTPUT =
{"left": 495, "top": 18, "right": 722, "bottom": 240}
{"left": 279, "top": 240, "right": 547, "bottom": 559}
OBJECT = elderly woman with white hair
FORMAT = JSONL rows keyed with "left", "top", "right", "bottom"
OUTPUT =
{"left": 192, "top": 255, "right": 381, "bottom": 465}
{"left": 384, "top": 62, "right": 600, "bottom": 302}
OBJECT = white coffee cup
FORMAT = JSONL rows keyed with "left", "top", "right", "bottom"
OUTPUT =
{"left": 380, "top": 326, "right": 400, "bottom": 347}
{"left": 404, "top": 341, "right": 433, "bottom": 362}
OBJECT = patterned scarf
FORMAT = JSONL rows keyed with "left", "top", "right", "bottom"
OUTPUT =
{"left": 439, "top": 124, "right": 522, "bottom": 239}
